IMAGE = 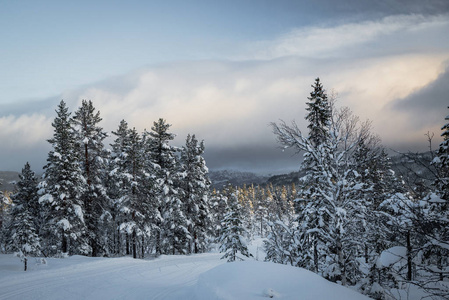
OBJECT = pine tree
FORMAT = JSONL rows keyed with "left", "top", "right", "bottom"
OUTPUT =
{"left": 209, "top": 189, "right": 228, "bottom": 239}
{"left": 305, "top": 77, "right": 331, "bottom": 147}
{"left": 272, "top": 81, "right": 373, "bottom": 285}
{"left": 435, "top": 106, "right": 449, "bottom": 200}
{"left": 179, "top": 134, "right": 211, "bottom": 253}
{"left": 111, "top": 123, "right": 153, "bottom": 258}
{"left": 108, "top": 119, "right": 132, "bottom": 255}
{"left": 7, "top": 163, "right": 41, "bottom": 271}
{"left": 253, "top": 185, "right": 269, "bottom": 237}
{"left": 218, "top": 187, "right": 252, "bottom": 262}
{"left": 146, "top": 118, "right": 188, "bottom": 255}
{"left": 39, "top": 100, "right": 88, "bottom": 255}
{"left": 72, "top": 100, "right": 109, "bottom": 256}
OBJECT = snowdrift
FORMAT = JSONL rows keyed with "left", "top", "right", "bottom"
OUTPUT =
{"left": 195, "top": 260, "right": 370, "bottom": 300}
{"left": 0, "top": 253, "right": 370, "bottom": 299}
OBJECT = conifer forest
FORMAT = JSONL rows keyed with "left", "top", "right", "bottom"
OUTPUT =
{"left": 1, "top": 79, "right": 448, "bottom": 299}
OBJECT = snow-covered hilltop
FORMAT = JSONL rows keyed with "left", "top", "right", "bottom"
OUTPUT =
{"left": 0, "top": 249, "right": 372, "bottom": 300}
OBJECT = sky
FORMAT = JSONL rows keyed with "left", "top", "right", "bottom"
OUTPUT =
{"left": 0, "top": 0, "right": 448, "bottom": 174}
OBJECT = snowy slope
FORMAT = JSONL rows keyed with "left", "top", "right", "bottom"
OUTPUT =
{"left": 0, "top": 253, "right": 224, "bottom": 300}
{"left": 0, "top": 253, "right": 369, "bottom": 300}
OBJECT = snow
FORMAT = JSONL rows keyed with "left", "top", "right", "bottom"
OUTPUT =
{"left": 57, "top": 219, "right": 72, "bottom": 230}
{"left": 73, "top": 204, "right": 84, "bottom": 223}
{"left": 195, "top": 261, "right": 369, "bottom": 300}
{"left": 376, "top": 246, "right": 407, "bottom": 268}
{"left": 0, "top": 252, "right": 370, "bottom": 300}
{"left": 38, "top": 193, "right": 53, "bottom": 204}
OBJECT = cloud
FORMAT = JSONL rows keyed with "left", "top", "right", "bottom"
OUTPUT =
{"left": 387, "top": 64, "right": 449, "bottom": 142}
{"left": 246, "top": 14, "right": 449, "bottom": 60}
{"left": 1, "top": 13, "right": 449, "bottom": 172}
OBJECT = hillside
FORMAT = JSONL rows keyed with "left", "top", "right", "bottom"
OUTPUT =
{"left": 0, "top": 250, "right": 372, "bottom": 300}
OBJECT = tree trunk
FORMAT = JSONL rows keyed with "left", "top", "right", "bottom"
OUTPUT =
{"left": 365, "top": 244, "right": 369, "bottom": 263}
{"left": 24, "top": 257, "right": 27, "bottom": 271}
{"left": 337, "top": 235, "right": 346, "bottom": 286}
{"left": 407, "top": 230, "right": 412, "bottom": 281}
{"left": 313, "top": 237, "right": 319, "bottom": 273}
{"left": 62, "top": 229, "right": 68, "bottom": 253}
{"left": 194, "top": 232, "right": 198, "bottom": 254}
{"left": 141, "top": 235, "right": 145, "bottom": 258}
{"left": 126, "top": 233, "right": 130, "bottom": 255}
{"left": 132, "top": 230, "right": 137, "bottom": 259}
{"left": 117, "top": 226, "right": 121, "bottom": 255}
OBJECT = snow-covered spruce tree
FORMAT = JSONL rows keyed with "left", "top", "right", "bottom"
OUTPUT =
{"left": 109, "top": 120, "right": 133, "bottom": 256}
{"left": 0, "top": 184, "right": 11, "bottom": 253}
{"left": 272, "top": 84, "right": 373, "bottom": 286}
{"left": 209, "top": 189, "right": 228, "bottom": 239}
{"left": 435, "top": 106, "right": 449, "bottom": 200}
{"left": 72, "top": 100, "right": 109, "bottom": 257}
{"left": 114, "top": 125, "right": 152, "bottom": 259}
{"left": 306, "top": 77, "right": 331, "bottom": 147}
{"left": 253, "top": 185, "right": 269, "bottom": 237}
{"left": 146, "top": 118, "right": 188, "bottom": 255}
{"left": 39, "top": 100, "right": 88, "bottom": 255}
{"left": 406, "top": 107, "right": 449, "bottom": 298}
{"left": 7, "top": 162, "right": 41, "bottom": 270}
{"left": 237, "top": 185, "right": 255, "bottom": 239}
{"left": 218, "top": 187, "right": 252, "bottom": 262}
{"left": 179, "top": 134, "right": 211, "bottom": 254}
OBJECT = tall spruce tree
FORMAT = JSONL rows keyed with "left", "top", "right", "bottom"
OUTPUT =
{"left": 435, "top": 106, "right": 449, "bottom": 200}
{"left": 179, "top": 134, "right": 211, "bottom": 253}
{"left": 146, "top": 118, "right": 188, "bottom": 255}
{"left": 305, "top": 77, "right": 331, "bottom": 147}
{"left": 272, "top": 80, "right": 372, "bottom": 285}
{"left": 40, "top": 100, "right": 87, "bottom": 255}
{"left": 7, "top": 163, "right": 41, "bottom": 271}
{"left": 218, "top": 187, "right": 252, "bottom": 262}
{"left": 111, "top": 123, "right": 151, "bottom": 258}
{"left": 72, "top": 100, "right": 108, "bottom": 256}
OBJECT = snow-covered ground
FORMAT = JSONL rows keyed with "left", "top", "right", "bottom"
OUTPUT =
{"left": 0, "top": 248, "right": 371, "bottom": 300}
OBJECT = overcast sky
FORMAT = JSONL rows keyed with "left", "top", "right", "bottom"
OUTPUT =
{"left": 1, "top": 0, "right": 448, "bottom": 174}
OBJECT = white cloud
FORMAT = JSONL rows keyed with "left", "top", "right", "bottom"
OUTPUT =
{"left": 0, "top": 114, "right": 52, "bottom": 149}
{"left": 247, "top": 14, "right": 449, "bottom": 60}
{"left": 2, "top": 13, "right": 449, "bottom": 171}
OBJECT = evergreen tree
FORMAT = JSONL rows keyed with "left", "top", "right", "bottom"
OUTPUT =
{"left": 146, "top": 118, "right": 188, "bottom": 255}
{"left": 209, "top": 189, "right": 228, "bottom": 239}
{"left": 305, "top": 77, "right": 331, "bottom": 147}
{"left": 39, "top": 100, "right": 88, "bottom": 255}
{"left": 111, "top": 123, "right": 153, "bottom": 258}
{"left": 435, "top": 106, "right": 449, "bottom": 200}
{"left": 72, "top": 99, "right": 109, "bottom": 256}
{"left": 179, "top": 134, "right": 211, "bottom": 253}
{"left": 108, "top": 120, "right": 132, "bottom": 255}
{"left": 7, "top": 163, "right": 41, "bottom": 271}
{"left": 218, "top": 187, "right": 252, "bottom": 262}
{"left": 253, "top": 185, "right": 269, "bottom": 237}
{"left": 272, "top": 81, "right": 373, "bottom": 285}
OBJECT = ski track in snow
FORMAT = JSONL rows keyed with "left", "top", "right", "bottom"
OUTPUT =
{"left": 0, "top": 253, "right": 224, "bottom": 300}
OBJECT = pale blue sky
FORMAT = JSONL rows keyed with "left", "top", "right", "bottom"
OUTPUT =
{"left": 0, "top": 0, "right": 448, "bottom": 172}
